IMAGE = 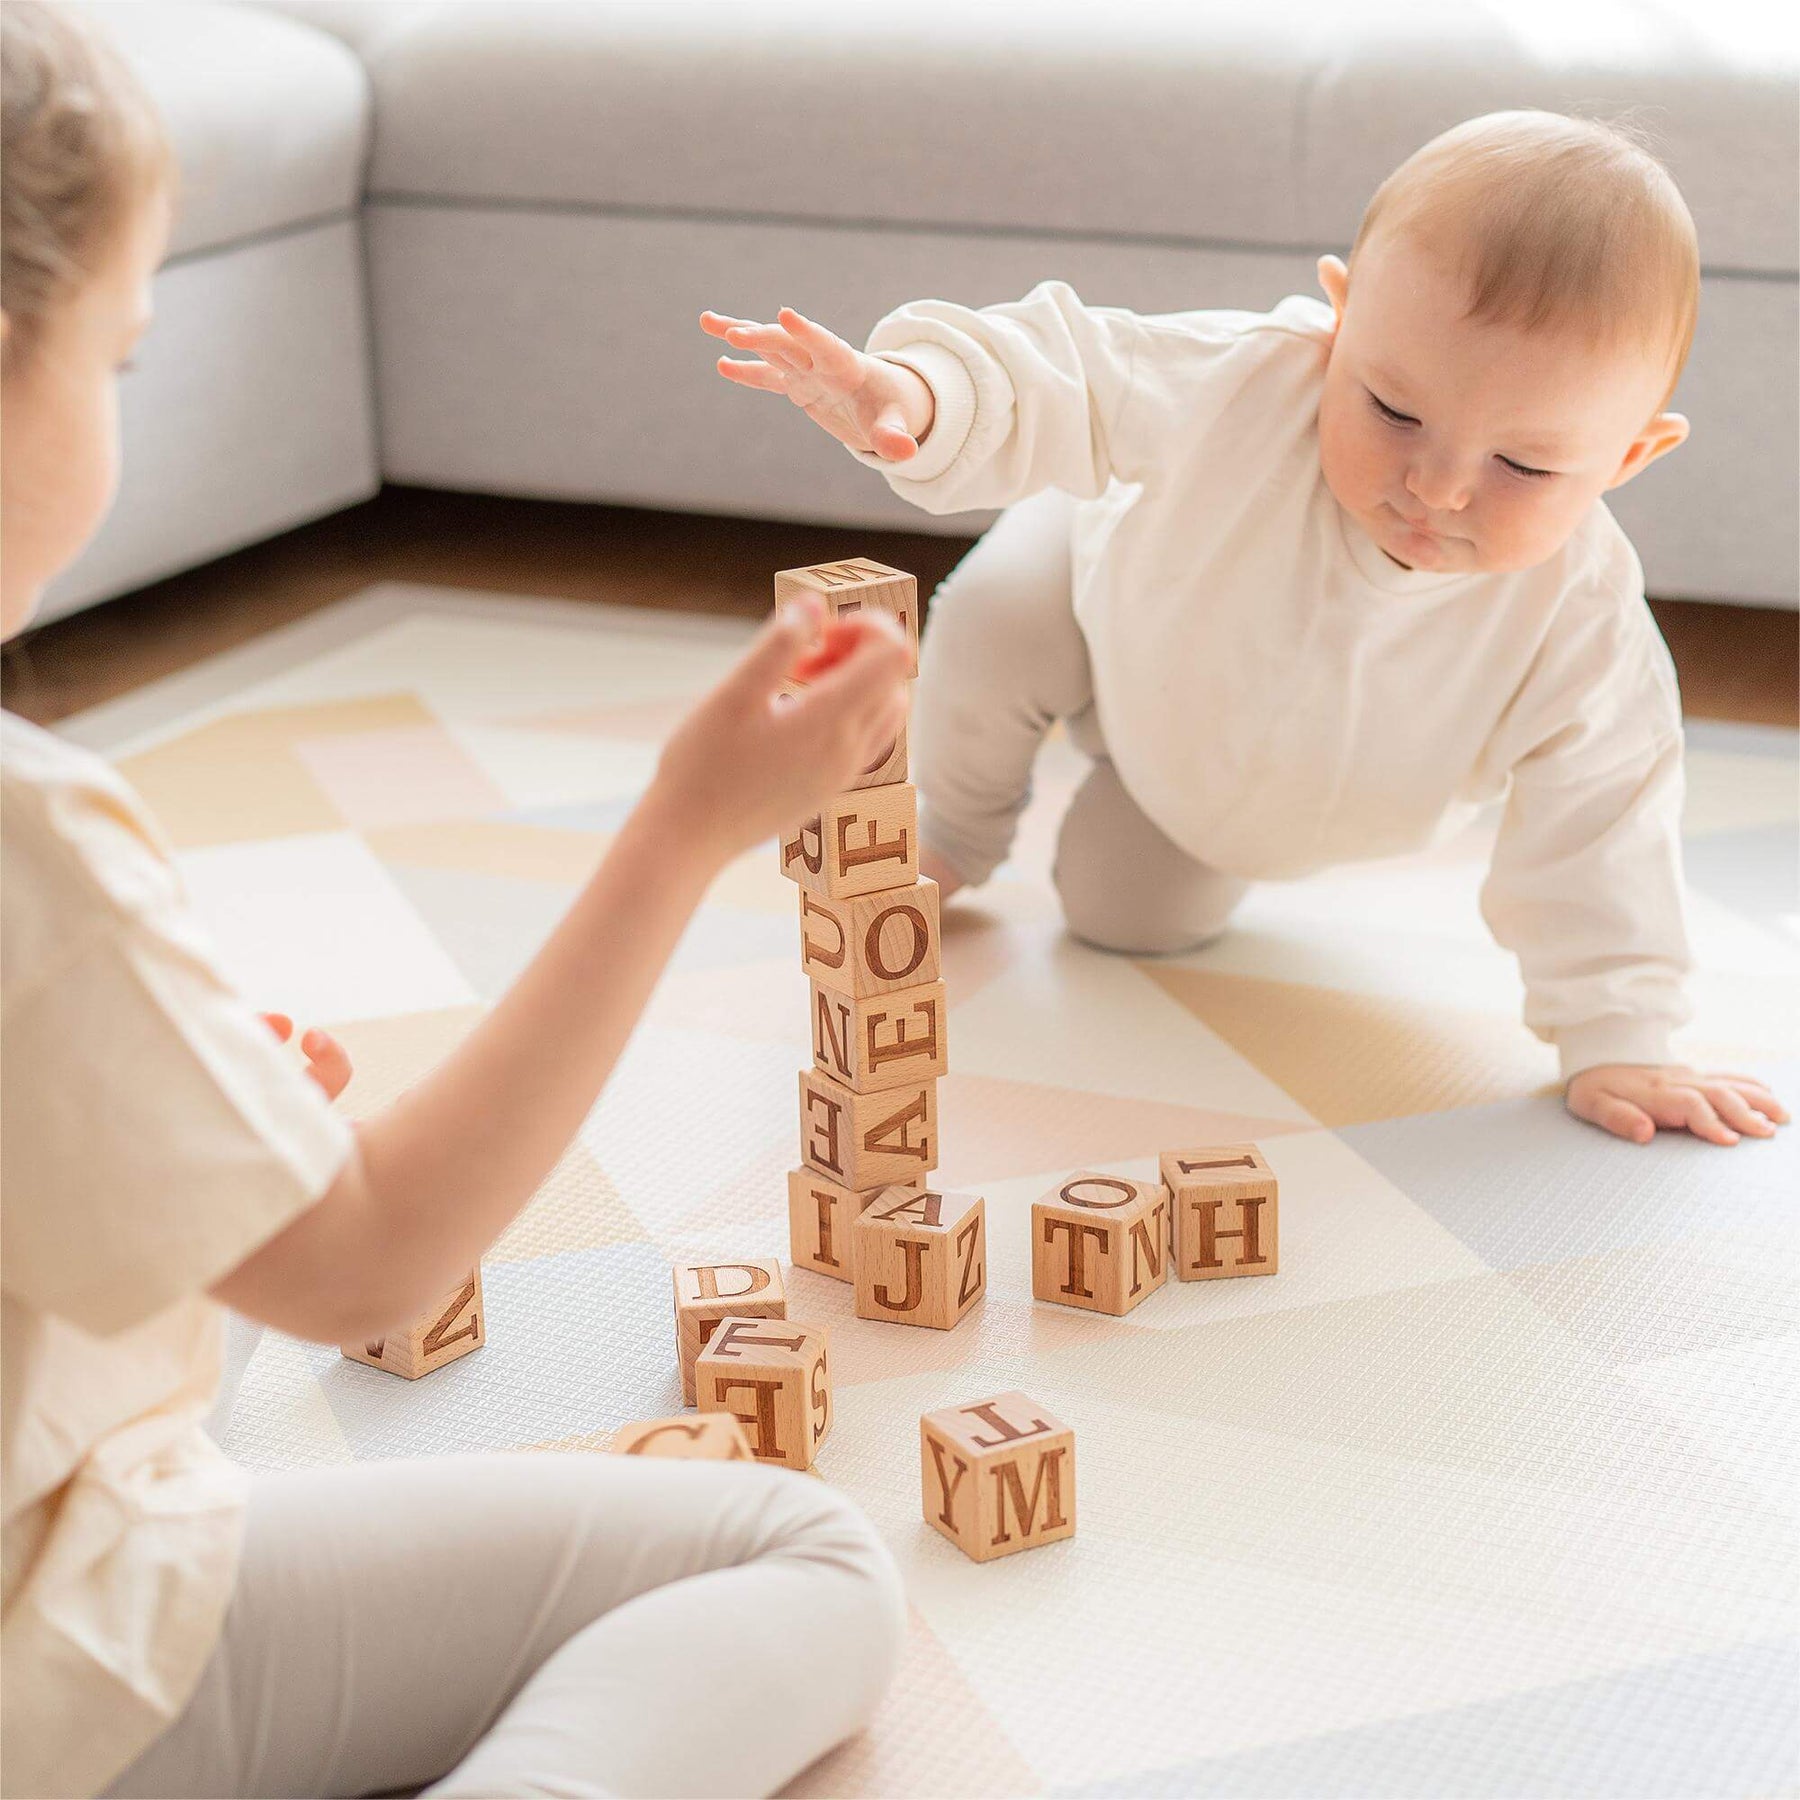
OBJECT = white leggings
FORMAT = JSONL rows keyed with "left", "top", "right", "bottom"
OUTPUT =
{"left": 105, "top": 1453, "right": 905, "bottom": 1799}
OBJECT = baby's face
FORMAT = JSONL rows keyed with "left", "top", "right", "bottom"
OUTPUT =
{"left": 1316, "top": 234, "right": 1684, "bottom": 576}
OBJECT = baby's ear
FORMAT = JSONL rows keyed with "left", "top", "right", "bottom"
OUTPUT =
{"left": 1607, "top": 412, "right": 1689, "bottom": 490}
{"left": 1317, "top": 256, "right": 1350, "bottom": 329}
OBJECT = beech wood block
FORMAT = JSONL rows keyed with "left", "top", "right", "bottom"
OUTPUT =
{"left": 672, "top": 1257, "right": 787, "bottom": 1404}
{"left": 780, "top": 786, "right": 918, "bottom": 899}
{"left": 1031, "top": 1172, "right": 1170, "bottom": 1316}
{"left": 779, "top": 679, "right": 909, "bottom": 791}
{"left": 774, "top": 556, "right": 919, "bottom": 677}
{"left": 853, "top": 1186, "right": 986, "bottom": 1330}
{"left": 1161, "top": 1145, "right": 1279, "bottom": 1279}
{"left": 920, "top": 1391, "right": 1076, "bottom": 1562}
{"left": 800, "top": 1067, "right": 938, "bottom": 1192}
{"left": 787, "top": 1167, "right": 917, "bottom": 1282}
{"left": 810, "top": 978, "right": 948, "bottom": 1094}
{"left": 695, "top": 1315, "right": 832, "bottom": 1471}
{"left": 343, "top": 1265, "right": 485, "bottom": 1379}
{"left": 610, "top": 1413, "right": 753, "bottom": 1460}
{"left": 799, "top": 879, "right": 941, "bottom": 1001}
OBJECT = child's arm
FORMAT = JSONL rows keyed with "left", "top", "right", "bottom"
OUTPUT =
{"left": 210, "top": 602, "right": 910, "bottom": 1342}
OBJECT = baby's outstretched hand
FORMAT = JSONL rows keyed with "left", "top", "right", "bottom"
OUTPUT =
{"left": 261, "top": 1012, "right": 353, "bottom": 1101}
{"left": 1566, "top": 1062, "right": 1787, "bottom": 1146}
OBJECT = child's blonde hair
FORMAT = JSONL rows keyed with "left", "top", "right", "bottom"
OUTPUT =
{"left": 1, "top": 1, "right": 171, "bottom": 369}
{"left": 1352, "top": 111, "right": 1700, "bottom": 404}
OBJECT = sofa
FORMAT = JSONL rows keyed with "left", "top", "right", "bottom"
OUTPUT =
{"left": 44, "top": 0, "right": 1799, "bottom": 622}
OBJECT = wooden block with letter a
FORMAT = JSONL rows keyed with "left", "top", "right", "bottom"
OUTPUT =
{"left": 695, "top": 1316, "right": 832, "bottom": 1471}
{"left": 920, "top": 1391, "right": 1076, "bottom": 1562}
{"left": 799, "top": 879, "right": 940, "bottom": 1000}
{"left": 610, "top": 1413, "right": 753, "bottom": 1460}
{"left": 1161, "top": 1145, "right": 1278, "bottom": 1279}
{"left": 779, "top": 679, "right": 909, "bottom": 791}
{"left": 1031, "top": 1172, "right": 1170, "bottom": 1316}
{"left": 800, "top": 1067, "right": 938, "bottom": 1193}
{"left": 671, "top": 1257, "right": 787, "bottom": 1404}
{"left": 810, "top": 978, "right": 947, "bottom": 1093}
{"left": 780, "top": 786, "right": 917, "bottom": 899}
{"left": 343, "top": 1265, "right": 485, "bottom": 1379}
{"left": 853, "top": 1186, "right": 986, "bottom": 1330}
{"left": 787, "top": 1167, "right": 918, "bottom": 1282}
{"left": 774, "top": 556, "right": 919, "bottom": 677}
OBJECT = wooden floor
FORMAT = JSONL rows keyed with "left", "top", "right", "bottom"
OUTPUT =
{"left": 3, "top": 487, "right": 1794, "bottom": 730}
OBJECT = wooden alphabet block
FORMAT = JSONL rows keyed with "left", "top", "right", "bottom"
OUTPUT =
{"left": 774, "top": 557, "right": 919, "bottom": 677}
{"left": 853, "top": 1186, "right": 986, "bottom": 1330}
{"left": 1031, "top": 1172, "right": 1170, "bottom": 1316}
{"left": 779, "top": 679, "right": 909, "bottom": 790}
{"left": 810, "top": 978, "right": 948, "bottom": 1093}
{"left": 672, "top": 1257, "right": 787, "bottom": 1404}
{"left": 799, "top": 880, "right": 941, "bottom": 1001}
{"left": 343, "top": 1266, "right": 485, "bottom": 1379}
{"left": 695, "top": 1315, "right": 831, "bottom": 1471}
{"left": 1161, "top": 1145, "right": 1279, "bottom": 1279}
{"left": 610, "top": 1413, "right": 753, "bottom": 1460}
{"left": 787, "top": 1167, "right": 917, "bottom": 1282}
{"left": 920, "top": 1391, "right": 1076, "bottom": 1562}
{"left": 800, "top": 1067, "right": 938, "bottom": 1192}
{"left": 780, "top": 786, "right": 918, "bottom": 899}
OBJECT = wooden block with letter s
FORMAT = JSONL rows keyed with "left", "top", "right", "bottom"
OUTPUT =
{"left": 799, "top": 1067, "right": 938, "bottom": 1193}
{"left": 920, "top": 1391, "right": 1076, "bottom": 1562}
{"left": 695, "top": 1315, "right": 832, "bottom": 1471}
{"left": 671, "top": 1257, "right": 787, "bottom": 1405}
{"left": 609, "top": 1413, "right": 753, "bottom": 1460}
{"left": 780, "top": 786, "right": 918, "bottom": 899}
{"left": 853, "top": 1186, "right": 986, "bottom": 1330}
{"left": 1031, "top": 1173, "right": 1170, "bottom": 1316}
{"left": 343, "top": 1265, "right": 485, "bottom": 1379}
{"left": 799, "top": 879, "right": 940, "bottom": 1001}
{"left": 774, "top": 557, "right": 919, "bottom": 677}
{"left": 1161, "top": 1145, "right": 1278, "bottom": 1279}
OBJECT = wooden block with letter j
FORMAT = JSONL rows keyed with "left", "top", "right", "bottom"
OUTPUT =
{"left": 1031, "top": 1173, "right": 1170, "bottom": 1316}
{"left": 853, "top": 1186, "right": 985, "bottom": 1330}
{"left": 920, "top": 1391, "right": 1076, "bottom": 1562}
{"left": 774, "top": 557, "right": 919, "bottom": 677}
{"left": 780, "top": 786, "right": 918, "bottom": 900}
{"left": 671, "top": 1257, "right": 787, "bottom": 1404}
{"left": 342, "top": 1265, "right": 485, "bottom": 1379}
{"left": 1161, "top": 1145, "right": 1279, "bottom": 1279}
{"left": 695, "top": 1315, "right": 832, "bottom": 1471}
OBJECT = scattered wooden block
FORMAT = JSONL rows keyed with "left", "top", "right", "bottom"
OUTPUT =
{"left": 779, "top": 679, "right": 909, "bottom": 791}
{"left": 919, "top": 1391, "right": 1076, "bottom": 1562}
{"left": 799, "top": 880, "right": 941, "bottom": 1001}
{"left": 1161, "top": 1145, "right": 1279, "bottom": 1279}
{"left": 671, "top": 1257, "right": 787, "bottom": 1405}
{"left": 774, "top": 557, "right": 919, "bottom": 677}
{"left": 800, "top": 1067, "right": 938, "bottom": 1192}
{"left": 780, "top": 786, "right": 918, "bottom": 899}
{"left": 610, "top": 1413, "right": 753, "bottom": 1460}
{"left": 853, "top": 1186, "right": 986, "bottom": 1329}
{"left": 810, "top": 978, "right": 948, "bottom": 1093}
{"left": 787, "top": 1167, "right": 917, "bottom": 1282}
{"left": 1031, "top": 1173, "right": 1170, "bottom": 1316}
{"left": 343, "top": 1266, "right": 485, "bottom": 1379}
{"left": 695, "top": 1315, "right": 832, "bottom": 1471}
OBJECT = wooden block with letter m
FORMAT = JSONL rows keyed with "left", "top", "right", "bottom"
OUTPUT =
{"left": 342, "top": 1265, "right": 485, "bottom": 1379}
{"left": 920, "top": 1391, "right": 1076, "bottom": 1562}
{"left": 774, "top": 557, "right": 918, "bottom": 677}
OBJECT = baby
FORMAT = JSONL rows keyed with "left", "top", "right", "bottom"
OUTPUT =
{"left": 704, "top": 110, "right": 1789, "bottom": 1150}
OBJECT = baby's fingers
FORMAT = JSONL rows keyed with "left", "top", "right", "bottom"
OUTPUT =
{"left": 1705, "top": 1083, "right": 1776, "bottom": 1138}
{"left": 777, "top": 307, "right": 861, "bottom": 381}
{"left": 700, "top": 310, "right": 769, "bottom": 341}
{"left": 721, "top": 322, "right": 812, "bottom": 373}
{"left": 716, "top": 357, "right": 791, "bottom": 394}
{"left": 300, "top": 1028, "right": 353, "bottom": 1101}
{"left": 1658, "top": 1086, "right": 1737, "bottom": 1145}
{"left": 1574, "top": 1086, "right": 1655, "bottom": 1144}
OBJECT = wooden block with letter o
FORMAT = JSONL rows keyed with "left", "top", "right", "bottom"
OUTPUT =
{"left": 774, "top": 556, "right": 919, "bottom": 677}
{"left": 920, "top": 1391, "right": 1076, "bottom": 1562}
{"left": 671, "top": 1257, "right": 787, "bottom": 1404}
{"left": 787, "top": 1167, "right": 918, "bottom": 1282}
{"left": 1161, "top": 1145, "right": 1279, "bottom": 1279}
{"left": 1031, "top": 1173, "right": 1170, "bottom": 1316}
{"left": 343, "top": 1265, "right": 485, "bottom": 1379}
{"left": 780, "top": 786, "right": 918, "bottom": 899}
{"left": 799, "top": 880, "right": 940, "bottom": 1001}
{"left": 610, "top": 1413, "right": 753, "bottom": 1460}
{"left": 810, "top": 978, "right": 948, "bottom": 1093}
{"left": 853, "top": 1186, "right": 986, "bottom": 1330}
{"left": 800, "top": 1067, "right": 938, "bottom": 1192}
{"left": 695, "top": 1315, "right": 832, "bottom": 1471}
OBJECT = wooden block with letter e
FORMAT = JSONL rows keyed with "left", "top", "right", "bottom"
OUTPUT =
{"left": 343, "top": 1265, "right": 485, "bottom": 1379}
{"left": 774, "top": 556, "right": 919, "bottom": 677}
{"left": 853, "top": 1186, "right": 986, "bottom": 1330}
{"left": 695, "top": 1316, "right": 831, "bottom": 1471}
{"left": 800, "top": 1067, "right": 938, "bottom": 1192}
{"left": 787, "top": 1167, "right": 919, "bottom": 1282}
{"left": 920, "top": 1391, "right": 1076, "bottom": 1562}
{"left": 610, "top": 1413, "right": 753, "bottom": 1460}
{"left": 810, "top": 978, "right": 948, "bottom": 1093}
{"left": 1031, "top": 1172, "right": 1170, "bottom": 1316}
{"left": 1161, "top": 1145, "right": 1279, "bottom": 1279}
{"left": 671, "top": 1257, "right": 787, "bottom": 1404}
{"left": 799, "top": 879, "right": 940, "bottom": 1000}
{"left": 779, "top": 679, "right": 909, "bottom": 790}
{"left": 780, "top": 786, "right": 917, "bottom": 899}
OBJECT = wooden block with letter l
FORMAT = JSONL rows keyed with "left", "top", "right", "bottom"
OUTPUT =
{"left": 1031, "top": 1172, "right": 1170, "bottom": 1316}
{"left": 853, "top": 1186, "right": 986, "bottom": 1330}
{"left": 780, "top": 786, "right": 917, "bottom": 899}
{"left": 774, "top": 556, "right": 919, "bottom": 677}
{"left": 778, "top": 679, "right": 909, "bottom": 791}
{"left": 695, "top": 1315, "right": 831, "bottom": 1471}
{"left": 799, "top": 879, "right": 940, "bottom": 1001}
{"left": 1161, "top": 1145, "right": 1279, "bottom": 1279}
{"left": 610, "top": 1413, "right": 753, "bottom": 1460}
{"left": 920, "top": 1391, "right": 1076, "bottom": 1562}
{"left": 800, "top": 1067, "right": 938, "bottom": 1193}
{"left": 671, "top": 1257, "right": 787, "bottom": 1404}
{"left": 810, "top": 978, "right": 948, "bottom": 1093}
{"left": 343, "top": 1265, "right": 485, "bottom": 1379}
{"left": 787, "top": 1167, "right": 918, "bottom": 1282}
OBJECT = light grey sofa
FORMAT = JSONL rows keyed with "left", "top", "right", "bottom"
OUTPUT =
{"left": 43, "top": 1, "right": 1800, "bottom": 622}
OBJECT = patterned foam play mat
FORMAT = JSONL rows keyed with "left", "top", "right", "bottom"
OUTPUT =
{"left": 61, "top": 582, "right": 1798, "bottom": 1797}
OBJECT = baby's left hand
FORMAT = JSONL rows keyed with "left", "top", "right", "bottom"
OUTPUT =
{"left": 1566, "top": 1063, "right": 1788, "bottom": 1146}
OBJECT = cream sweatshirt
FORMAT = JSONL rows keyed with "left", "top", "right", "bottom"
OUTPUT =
{"left": 859, "top": 283, "right": 1691, "bottom": 1078}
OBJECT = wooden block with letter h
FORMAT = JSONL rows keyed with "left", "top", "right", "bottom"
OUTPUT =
{"left": 780, "top": 786, "right": 918, "bottom": 899}
{"left": 800, "top": 1068, "right": 937, "bottom": 1193}
{"left": 920, "top": 1391, "right": 1076, "bottom": 1562}
{"left": 610, "top": 1413, "right": 753, "bottom": 1460}
{"left": 787, "top": 1167, "right": 919, "bottom": 1282}
{"left": 799, "top": 880, "right": 940, "bottom": 1000}
{"left": 1161, "top": 1145, "right": 1279, "bottom": 1279}
{"left": 671, "top": 1257, "right": 787, "bottom": 1404}
{"left": 853, "top": 1186, "right": 986, "bottom": 1330}
{"left": 1031, "top": 1173, "right": 1169, "bottom": 1316}
{"left": 343, "top": 1265, "right": 485, "bottom": 1379}
{"left": 774, "top": 557, "right": 919, "bottom": 677}
{"left": 695, "top": 1316, "right": 832, "bottom": 1471}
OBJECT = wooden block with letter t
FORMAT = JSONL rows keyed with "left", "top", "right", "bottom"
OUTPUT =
{"left": 787, "top": 1167, "right": 918, "bottom": 1282}
{"left": 799, "top": 880, "right": 940, "bottom": 1000}
{"left": 920, "top": 1391, "right": 1076, "bottom": 1562}
{"left": 800, "top": 1067, "right": 938, "bottom": 1193}
{"left": 810, "top": 977, "right": 948, "bottom": 1093}
{"left": 695, "top": 1315, "right": 832, "bottom": 1471}
{"left": 610, "top": 1413, "right": 753, "bottom": 1460}
{"left": 853, "top": 1186, "right": 986, "bottom": 1330}
{"left": 1161, "top": 1145, "right": 1279, "bottom": 1280}
{"left": 780, "top": 786, "right": 917, "bottom": 899}
{"left": 774, "top": 557, "right": 919, "bottom": 677}
{"left": 1031, "top": 1172, "right": 1170, "bottom": 1316}
{"left": 342, "top": 1265, "right": 485, "bottom": 1379}
{"left": 671, "top": 1257, "right": 787, "bottom": 1404}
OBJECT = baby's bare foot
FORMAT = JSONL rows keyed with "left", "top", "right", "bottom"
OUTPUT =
{"left": 920, "top": 846, "right": 966, "bottom": 901}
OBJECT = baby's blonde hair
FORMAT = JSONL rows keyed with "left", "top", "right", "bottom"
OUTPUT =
{"left": 1351, "top": 111, "right": 1700, "bottom": 404}
{"left": 1, "top": 1, "right": 171, "bottom": 369}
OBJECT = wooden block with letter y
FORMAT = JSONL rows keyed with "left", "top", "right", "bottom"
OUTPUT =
{"left": 610, "top": 1414, "right": 753, "bottom": 1460}
{"left": 774, "top": 557, "right": 919, "bottom": 676}
{"left": 800, "top": 1067, "right": 938, "bottom": 1192}
{"left": 810, "top": 978, "right": 948, "bottom": 1093}
{"left": 853, "top": 1186, "right": 986, "bottom": 1330}
{"left": 780, "top": 786, "right": 917, "bottom": 899}
{"left": 342, "top": 1265, "right": 485, "bottom": 1379}
{"left": 920, "top": 1391, "right": 1076, "bottom": 1562}
{"left": 1161, "top": 1145, "right": 1279, "bottom": 1279}
{"left": 1031, "top": 1173, "right": 1170, "bottom": 1316}
{"left": 799, "top": 880, "right": 941, "bottom": 1000}
{"left": 671, "top": 1257, "right": 787, "bottom": 1404}
{"left": 695, "top": 1316, "right": 832, "bottom": 1471}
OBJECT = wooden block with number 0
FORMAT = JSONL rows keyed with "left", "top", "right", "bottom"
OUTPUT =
{"left": 1161, "top": 1145, "right": 1279, "bottom": 1279}
{"left": 671, "top": 1257, "right": 787, "bottom": 1404}
{"left": 920, "top": 1391, "right": 1076, "bottom": 1562}
{"left": 853, "top": 1186, "right": 986, "bottom": 1330}
{"left": 695, "top": 1316, "right": 831, "bottom": 1471}
{"left": 342, "top": 1266, "right": 485, "bottom": 1379}
{"left": 780, "top": 786, "right": 917, "bottom": 899}
{"left": 800, "top": 1067, "right": 938, "bottom": 1192}
{"left": 774, "top": 557, "right": 919, "bottom": 677}
{"left": 800, "top": 880, "right": 940, "bottom": 1000}
{"left": 1031, "top": 1173, "right": 1169, "bottom": 1316}
{"left": 787, "top": 1167, "right": 917, "bottom": 1282}
{"left": 610, "top": 1413, "right": 753, "bottom": 1460}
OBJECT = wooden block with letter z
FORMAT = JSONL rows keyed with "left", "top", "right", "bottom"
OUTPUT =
{"left": 774, "top": 557, "right": 919, "bottom": 676}
{"left": 695, "top": 1316, "right": 831, "bottom": 1471}
{"left": 853, "top": 1186, "right": 986, "bottom": 1330}
{"left": 343, "top": 1265, "right": 485, "bottom": 1379}
{"left": 800, "top": 1067, "right": 938, "bottom": 1192}
{"left": 671, "top": 1257, "right": 787, "bottom": 1404}
{"left": 1031, "top": 1173, "right": 1170, "bottom": 1316}
{"left": 610, "top": 1413, "right": 753, "bottom": 1460}
{"left": 787, "top": 1167, "right": 918, "bottom": 1282}
{"left": 920, "top": 1391, "right": 1076, "bottom": 1562}
{"left": 810, "top": 978, "right": 948, "bottom": 1093}
{"left": 1161, "top": 1145, "right": 1279, "bottom": 1279}
{"left": 799, "top": 880, "right": 940, "bottom": 1000}
{"left": 780, "top": 786, "right": 917, "bottom": 899}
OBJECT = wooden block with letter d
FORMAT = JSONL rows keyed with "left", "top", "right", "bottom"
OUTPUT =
{"left": 800, "top": 1067, "right": 938, "bottom": 1193}
{"left": 854, "top": 1186, "right": 986, "bottom": 1329}
{"left": 610, "top": 1413, "right": 753, "bottom": 1460}
{"left": 780, "top": 786, "right": 917, "bottom": 899}
{"left": 799, "top": 880, "right": 940, "bottom": 1000}
{"left": 343, "top": 1265, "right": 485, "bottom": 1379}
{"left": 810, "top": 977, "right": 948, "bottom": 1093}
{"left": 671, "top": 1257, "right": 787, "bottom": 1404}
{"left": 920, "top": 1391, "right": 1076, "bottom": 1562}
{"left": 1161, "top": 1145, "right": 1279, "bottom": 1279}
{"left": 787, "top": 1167, "right": 918, "bottom": 1282}
{"left": 695, "top": 1315, "right": 832, "bottom": 1471}
{"left": 774, "top": 557, "right": 919, "bottom": 677}
{"left": 1031, "top": 1173, "right": 1170, "bottom": 1316}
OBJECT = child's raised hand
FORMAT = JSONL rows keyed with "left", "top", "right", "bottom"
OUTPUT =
{"left": 1566, "top": 1062, "right": 1788, "bottom": 1146}
{"left": 700, "top": 306, "right": 934, "bottom": 462}
{"left": 261, "top": 1013, "right": 353, "bottom": 1101}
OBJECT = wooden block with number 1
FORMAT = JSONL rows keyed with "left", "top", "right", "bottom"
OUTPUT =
{"left": 343, "top": 1265, "right": 485, "bottom": 1379}
{"left": 1161, "top": 1145, "right": 1279, "bottom": 1278}
{"left": 695, "top": 1316, "right": 831, "bottom": 1471}
{"left": 780, "top": 786, "right": 917, "bottom": 899}
{"left": 920, "top": 1391, "right": 1076, "bottom": 1562}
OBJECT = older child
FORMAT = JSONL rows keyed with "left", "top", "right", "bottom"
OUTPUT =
{"left": 1, "top": 8, "right": 908, "bottom": 1796}
{"left": 704, "top": 111, "right": 1787, "bottom": 1150}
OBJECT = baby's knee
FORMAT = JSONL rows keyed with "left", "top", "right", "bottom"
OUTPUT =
{"left": 1059, "top": 879, "right": 1230, "bottom": 957}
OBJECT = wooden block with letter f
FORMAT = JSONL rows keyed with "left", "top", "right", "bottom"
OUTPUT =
{"left": 774, "top": 557, "right": 919, "bottom": 677}
{"left": 1161, "top": 1145, "right": 1279, "bottom": 1279}
{"left": 920, "top": 1391, "right": 1076, "bottom": 1562}
{"left": 1031, "top": 1173, "right": 1170, "bottom": 1316}
{"left": 695, "top": 1315, "right": 832, "bottom": 1471}
{"left": 343, "top": 1265, "right": 485, "bottom": 1379}
{"left": 780, "top": 786, "right": 918, "bottom": 899}
{"left": 671, "top": 1257, "right": 787, "bottom": 1404}
{"left": 853, "top": 1186, "right": 986, "bottom": 1330}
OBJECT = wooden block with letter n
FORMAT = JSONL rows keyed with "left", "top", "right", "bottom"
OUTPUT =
{"left": 610, "top": 1413, "right": 753, "bottom": 1460}
{"left": 343, "top": 1265, "right": 485, "bottom": 1379}
{"left": 920, "top": 1391, "right": 1076, "bottom": 1562}
{"left": 779, "top": 679, "right": 909, "bottom": 791}
{"left": 672, "top": 1257, "right": 787, "bottom": 1405}
{"left": 1161, "top": 1145, "right": 1279, "bottom": 1279}
{"left": 1031, "top": 1172, "right": 1170, "bottom": 1316}
{"left": 787, "top": 1167, "right": 918, "bottom": 1282}
{"left": 810, "top": 978, "right": 948, "bottom": 1093}
{"left": 799, "top": 879, "right": 940, "bottom": 1000}
{"left": 853, "top": 1186, "right": 986, "bottom": 1330}
{"left": 695, "top": 1316, "right": 832, "bottom": 1471}
{"left": 800, "top": 1067, "right": 938, "bottom": 1193}
{"left": 780, "top": 786, "right": 917, "bottom": 899}
{"left": 774, "top": 556, "right": 919, "bottom": 677}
